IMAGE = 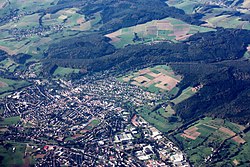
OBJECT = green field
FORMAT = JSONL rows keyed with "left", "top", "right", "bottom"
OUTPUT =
{"left": 0, "top": 116, "right": 20, "bottom": 126}
{"left": 0, "top": 77, "right": 30, "bottom": 95}
{"left": 171, "top": 87, "right": 195, "bottom": 104}
{"left": 244, "top": 45, "right": 250, "bottom": 60}
{"left": 167, "top": 0, "right": 200, "bottom": 14}
{"left": 84, "top": 119, "right": 100, "bottom": 130}
{"left": 106, "top": 17, "right": 214, "bottom": 48}
{"left": 138, "top": 105, "right": 181, "bottom": 133}
{"left": 167, "top": 0, "right": 250, "bottom": 30}
{"left": 53, "top": 66, "right": 80, "bottom": 77}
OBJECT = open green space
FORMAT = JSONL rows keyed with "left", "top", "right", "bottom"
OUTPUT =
{"left": 0, "top": 77, "right": 30, "bottom": 94}
{"left": 171, "top": 87, "right": 195, "bottom": 104}
{"left": 120, "top": 65, "right": 182, "bottom": 94}
{"left": 137, "top": 105, "right": 181, "bottom": 133}
{"left": 0, "top": 116, "right": 20, "bottom": 126}
{"left": 84, "top": 119, "right": 100, "bottom": 131}
{"left": 53, "top": 66, "right": 80, "bottom": 77}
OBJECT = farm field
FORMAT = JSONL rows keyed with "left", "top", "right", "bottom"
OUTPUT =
{"left": 0, "top": 116, "right": 20, "bottom": 126}
{"left": 0, "top": 58, "right": 20, "bottom": 73}
{"left": 167, "top": 0, "right": 200, "bottom": 14}
{"left": 121, "top": 65, "right": 182, "bottom": 95}
{"left": 0, "top": 77, "right": 30, "bottom": 95}
{"left": 203, "top": 15, "right": 250, "bottom": 30}
{"left": 105, "top": 17, "right": 214, "bottom": 48}
{"left": 173, "top": 117, "right": 249, "bottom": 166}
{"left": 137, "top": 105, "right": 182, "bottom": 133}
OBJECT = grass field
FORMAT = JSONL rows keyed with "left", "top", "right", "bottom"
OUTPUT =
{"left": 0, "top": 116, "right": 20, "bottom": 125}
{"left": 137, "top": 105, "right": 182, "bottom": 133}
{"left": 53, "top": 66, "right": 80, "bottom": 77}
{"left": 171, "top": 87, "right": 195, "bottom": 104}
{"left": 166, "top": 0, "right": 200, "bottom": 14}
{"left": 244, "top": 45, "right": 250, "bottom": 60}
{"left": 106, "top": 17, "right": 214, "bottom": 48}
{"left": 0, "top": 58, "right": 20, "bottom": 73}
{"left": 84, "top": 119, "right": 100, "bottom": 131}
{"left": 0, "top": 77, "right": 30, "bottom": 95}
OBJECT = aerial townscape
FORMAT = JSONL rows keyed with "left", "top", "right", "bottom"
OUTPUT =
{"left": 0, "top": 0, "right": 250, "bottom": 166}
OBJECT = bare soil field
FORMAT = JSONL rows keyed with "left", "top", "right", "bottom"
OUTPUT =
{"left": 219, "top": 127, "right": 236, "bottom": 137}
{"left": 181, "top": 126, "right": 201, "bottom": 140}
{"left": 232, "top": 135, "right": 246, "bottom": 144}
{"left": 0, "top": 81, "right": 8, "bottom": 87}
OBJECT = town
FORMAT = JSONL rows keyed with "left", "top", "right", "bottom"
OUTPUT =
{"left": 0, "top": 72, "right": 190, "bottom": 166}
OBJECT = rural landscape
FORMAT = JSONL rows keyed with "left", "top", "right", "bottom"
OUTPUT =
{"left": 0, "top": 0, "right": 250, "bottom": 166}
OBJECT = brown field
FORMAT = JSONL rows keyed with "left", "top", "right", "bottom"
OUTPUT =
{"left": 169, "top": 25, "right": 190, "bottom": 40}
{"left": 181, "top": 126, "right": 201, "bottom": 140}
{"left": 219, "top": 127, "right": 236, "bottom": 137}
{"left": 156, "top": 20, "right": 173, "bottom": 30}
{"left": 134, "top": 76, "right": 151, "bottom": 84}
{"left": 0, "top": 81, "right": 8, "bottom": 87}
{"left": 0, "top": 45, "right": 17, "bottom": 55}
{"left": 105, "top": 30, "right": 122, "bottom": 42}
{"left": 139, "top": 69, "right": 151, "bottom": 75}
{"left": 35, "top": 154, "right": 46, "bottom": 159}
{"left": 122, "top": 76, "right": 132, "bottom": 82}
{"left": 131, "top": 115, "right": 139, "bottom": 127}
{"left": 232, "top": 135, "right": 246, "bottom": 144}
{"left": 135, "top": 73, "right": 179, "bottom": 91}
{"left": 126, "top": 67, "right": 181, "bottom": 91}
{"left": 242, "top": 0, "right": 250, "bottom": 8}
{"left": 146, "top": 26, "right": 157, "bottom": 35}
{"left": 0, "top": 1, "right": 7, "bottom": 9}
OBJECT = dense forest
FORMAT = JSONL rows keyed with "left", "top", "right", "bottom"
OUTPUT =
{"left": 171, "top": 61, "right": 250, "bottom": 125}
